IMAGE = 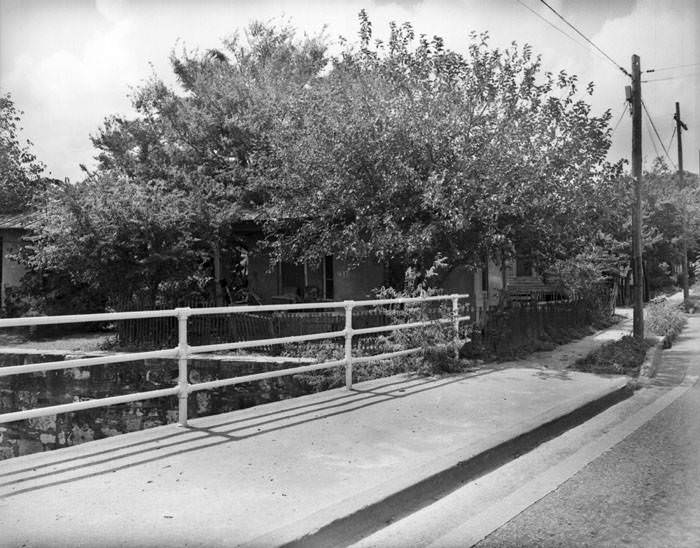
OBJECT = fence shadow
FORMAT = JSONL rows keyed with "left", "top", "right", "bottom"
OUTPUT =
{"left": 0, "top": 370, "right": 491, "bottom": 498}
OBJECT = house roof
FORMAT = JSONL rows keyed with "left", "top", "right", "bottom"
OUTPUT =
{"left": 0, "top": 211, "right": 36, "bottom": 230}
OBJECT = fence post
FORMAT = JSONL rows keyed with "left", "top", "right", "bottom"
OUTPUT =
{"left": 452, "top": 294, "right": 460, "bottom": 359}
{"left": 344, "top": 301, "right": 354, "bottom": 389}
{"left": 175, "top": 307, "right": 191, "bottom": 427}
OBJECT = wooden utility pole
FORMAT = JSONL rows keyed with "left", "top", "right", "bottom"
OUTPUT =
{"left": 631, "top": 54, "right": 644, "bottom": 339}
{"left": 674, "top": 102, "right": 689, "bottom": 303}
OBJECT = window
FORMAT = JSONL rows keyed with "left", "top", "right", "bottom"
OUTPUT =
{"left": 323, "top": 255, "right": 334, "bottom": 299}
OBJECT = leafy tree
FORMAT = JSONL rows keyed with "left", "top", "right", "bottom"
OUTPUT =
{"left": 259, "top": 12, "right": 620, "bottom": 283}
{"left": 643, "top": 157, "right": 700, "bottom": 296}
{"left": 24, "top": 22, "right": 328, "bottom": 307}
{"left": 0, "top": 93, "right": 52, "bottom": 213}
{"left": 23, "top": 174, "right": 201, "bottom": 307}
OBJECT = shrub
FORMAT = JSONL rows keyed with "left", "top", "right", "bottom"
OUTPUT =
{"left": 371, "top": 260, "right": 465, "bottom": 375}
{"left": 285, "top": 258, "right": 470, "bottom": 388}
{"left": 645, "top": 300, "right": 686, "bottom": 337}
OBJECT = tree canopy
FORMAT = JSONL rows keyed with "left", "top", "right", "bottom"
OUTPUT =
{"left": 22, "top": 13, "right": 628, "bottom": 309}
{"left": 258, "top": 11, "right": 620, "bottom": 275}
{"left": 23, "top": 22, "right": 329, "bottom": 307}
{"left": 0, "top": 94, "right": 51, "bottom": 213}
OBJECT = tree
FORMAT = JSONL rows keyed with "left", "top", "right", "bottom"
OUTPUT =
{"left": 0, "top": 93, "right": 51, "bottom": 213}
{"left": 258, "top": 12, "right": 620, "bottom": 283}
{"left": 25, "top": 22, "right": 329, "bottom": 307}
{"left": 643, "top": 157, "right": 700, "bottom": 295}
{"left": 23, "top": 174, "right": 201, "bottom": 307}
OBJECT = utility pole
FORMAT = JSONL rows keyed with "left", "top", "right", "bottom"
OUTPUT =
{"left": 674, "top": 102, "right": 689, "bottom": 303}
{"left": 630, "top": 54, "right": 644, "bottom": 339}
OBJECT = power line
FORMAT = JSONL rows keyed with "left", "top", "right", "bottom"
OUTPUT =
{"left": 643, "top": 72, "right": 700, "bottom": 83}
{"left": 667, "top": 126, "right": 676, "bottom": 153}
{"left": 646, "top": 62, "right": 700, "bottom": 73}
{"left": 611, "top": 102, "right": 628, "bottom": 134}
{"left": 513, "top": 0, "right": 609, "bottom": 65}
{"left": 646, "top": 118, "right": 661, "bottom": 160}
{"left": 537, "top": 0, "right": 631, "bottom": 78}
{"left": 641, "top": 99, "right": 676, "bottom": 169}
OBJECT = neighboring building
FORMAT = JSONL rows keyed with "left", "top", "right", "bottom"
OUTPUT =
{"left": 0, "top": 212, "right": 32, "bottom": 309}
{"left": 246, "top": 249, "right": 501, "bottom": 323}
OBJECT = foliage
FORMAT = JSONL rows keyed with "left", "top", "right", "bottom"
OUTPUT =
{"left": 643, "top": 157, "right": 700, "bottom": 292}
{"left": 0, "top": 93, "right": 55, "bottom": 213}
{"left": 22, "top": 22, "right": 329, "bottom": 308}
{"left": 546, "top": 247, "right": 619, "bottom": 323}
{"left": 21, "top": 175, "right": 202, "bottom": 307}
{"left": 20, "top": 13, "right": 628, "bottom": 312}
{"left": 645, "top": 299, "right": 686, "bottom": 337}
{"left": 283, "top": 258, "right": 468, "bottom": 389}
{"left": 371, "top": 258, "right": 466, "bottom": 374}
{"left": 259, "top": 11, "right": 621, "bottom": 275}
{"left": 573, "top": 335, "right": 652, "bottom": 375}
{"left": 547, "top": 247, "right": 620, "bottom": 296}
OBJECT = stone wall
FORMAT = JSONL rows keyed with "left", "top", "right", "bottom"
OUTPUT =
{"left": 0, "top": 352, "right": 314, "bottom": 460}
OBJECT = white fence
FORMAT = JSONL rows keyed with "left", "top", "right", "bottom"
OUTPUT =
{"left": 0, "top": 295, "right": 469, "bottom": 427}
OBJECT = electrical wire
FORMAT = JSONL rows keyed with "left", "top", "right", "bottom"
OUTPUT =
{"left": 641, "top": 99, "right": 677, "bottom": 170}
{"left": 513, "top": 0, "right": 609, "bottom": 65}
{"left": 667, "top": 126, "right": 676, "bottom": 153}
{"left": 643, "top": 72, "right": 700, "bottom": 83}
{"left": 646, "top": 62, "right": 700, "bottom": 73}
{"left": 611, "top": 103, "right": 628, "bottom": 134}
{"left": 537, "top": 0, "right": 631, "bottom": 78}
{"left": 646, "top": 119, "right": 661, "bottom": 161}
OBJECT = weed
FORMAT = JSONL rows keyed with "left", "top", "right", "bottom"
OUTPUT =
{"left": 573, "top": 335, "right": 652, "bottom": 375}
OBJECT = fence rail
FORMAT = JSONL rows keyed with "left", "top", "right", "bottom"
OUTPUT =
{"left": 0, "top": 295, "right": 470, "bottom": 427}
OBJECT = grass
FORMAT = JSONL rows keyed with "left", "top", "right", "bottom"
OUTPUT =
{"left": 572, "top": 335, "right": 653, "bottom": 376}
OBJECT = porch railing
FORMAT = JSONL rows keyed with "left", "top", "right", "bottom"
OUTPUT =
{"left": 0, "top": 294, "right": 469, "bottom": 427}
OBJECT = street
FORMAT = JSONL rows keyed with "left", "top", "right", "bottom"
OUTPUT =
{"left": 476, "top": 361, "right": 700, "bottom": 547}
{"left": 353, "top": 317, "right": 700, "bottom": 548}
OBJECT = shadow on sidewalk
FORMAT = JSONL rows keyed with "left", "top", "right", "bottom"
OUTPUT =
{"left": 0, "top": 369, "right": 497, "bottom": 498}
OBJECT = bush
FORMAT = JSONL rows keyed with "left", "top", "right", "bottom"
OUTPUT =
{"left": 645, "top": 300, "right": 686, "bottom": 337}
{"left": 285, "top": 259, "right": 471, "bottom": 388}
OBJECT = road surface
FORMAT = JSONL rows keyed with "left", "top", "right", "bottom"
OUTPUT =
{"left": 352, "top": 316, "right": 700, "bottom": 548}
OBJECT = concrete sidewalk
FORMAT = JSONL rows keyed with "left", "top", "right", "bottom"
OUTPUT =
{"left": 1, "top": 315, "right": 638, "bottom": 548}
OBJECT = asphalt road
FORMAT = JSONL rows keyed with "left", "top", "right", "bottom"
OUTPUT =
{"left": 350, "top": 315, "right": 700, "bottom": 548}
{"left": 477, "top": 342, "right": 700, "bottom": 547}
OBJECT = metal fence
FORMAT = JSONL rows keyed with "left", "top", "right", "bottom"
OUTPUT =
{"left": 0, "top": 295, "right": 470, "bottom": 427}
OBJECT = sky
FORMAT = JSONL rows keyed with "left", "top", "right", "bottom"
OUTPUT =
{"left": 1, "top": 0, "right": 699, "bottom": 182}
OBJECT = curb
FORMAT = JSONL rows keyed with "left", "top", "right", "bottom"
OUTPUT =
{"left": 247, "top": 378, "right": 633, "bottom": 548}
{"left": 637, "top": 335, "right": 664, "bottom": 385}
{"left": 637, "top": 320, "right": 688, "bottom": 385}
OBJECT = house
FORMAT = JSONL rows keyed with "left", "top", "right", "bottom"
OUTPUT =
{"left": 245, "top": 248, "right": 517, "bottom": 323}
{"left": 0, "top": 212, "right": 32, "bottom": 309}
{"left": 0, "top": 209, "right": 556, "bottom": 320}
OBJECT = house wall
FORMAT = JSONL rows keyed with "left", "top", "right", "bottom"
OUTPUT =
{"left": 247, "top": 252, "right": 481, "bottom": 313}
{"left": 1, "top": 230, "right": 27, "bottom": 307}
{"left": 442, "top": 266, "right": 482, "bottom": 322}
{"left": 333, "top": 258, "right": 385, "bottom": 301}
{"left": 247, "top": 253, "right": 279, "bottom": 302}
